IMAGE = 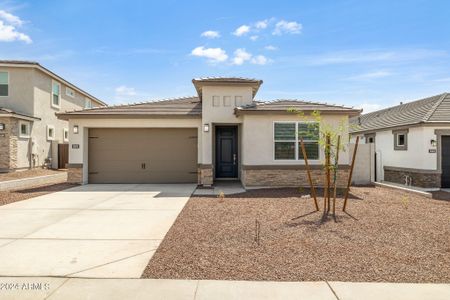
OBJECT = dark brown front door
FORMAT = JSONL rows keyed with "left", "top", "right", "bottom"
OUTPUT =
{"left": 215, "top": 126, "right": 238, "bottom": 178}
{"left": 58, "top": 144, "right": 69, "bottom": 169}
{"left": 441, "top": 136, "right": 450, "bottom": 188}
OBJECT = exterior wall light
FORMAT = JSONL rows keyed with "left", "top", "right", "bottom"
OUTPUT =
{"left": 0, "top": 123, "right": 4, "bottom": 130}
{"left": 431, "top": 139, "right": 437, "bottom": 147}
{"left": 73, "top": 125, "right": 79, "bottom": 134}
{"left": 204, "top": 124, "right": 210, "bottom": 132}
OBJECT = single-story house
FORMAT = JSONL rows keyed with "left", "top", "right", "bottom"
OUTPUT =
{"left": 57, "top": 77, "right": 361, "bottom": 187}
{"left": 350, "top": 93, "right": 450, "bottom": 189}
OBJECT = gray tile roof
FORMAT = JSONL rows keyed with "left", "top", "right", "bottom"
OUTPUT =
{"left": 236, "top": 99, "right": 361, "bottom": 116}
{"left": 350, "top": 93, "right": 450, "bottom": 133}
{"left": 57, "top": 97, "right": 201, "bottom": 119}
{"left": 192, "top": 77, "right": 263, "bottom": 100}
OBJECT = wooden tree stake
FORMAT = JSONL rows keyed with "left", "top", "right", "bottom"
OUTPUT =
{"left": 325, "top": 134, "right": 331, "bottom": 214}
{"left": 343, "top": 136, "right": 359, "bottom": 212}
{"left": 300, "top": 138, "right": 319, "bottom": 211}
{"left": 332, "top": 135, "right": 341, "bottom": 217}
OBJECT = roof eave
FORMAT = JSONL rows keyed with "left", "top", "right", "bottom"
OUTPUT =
{"left": 56, "top": 112, "right": 202, "bottom": 120}
{"left": 235, "top": 108, "right": 361, "bottom": 117}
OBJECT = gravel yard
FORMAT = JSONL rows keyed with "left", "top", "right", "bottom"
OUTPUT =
{"left": 143, "top": 186, "right": 450, "bottom": 283}
{"left": 0, "top": 169, "right": 64, "bottom": 182}
{"left": 0, "top": 183, "right": 76, "bottom": 206}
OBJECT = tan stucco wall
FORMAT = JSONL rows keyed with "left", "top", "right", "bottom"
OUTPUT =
{"left": 0, "top": 65, "right": 101, "bottom": 170}
{"left": 68, "top": 118, "right": 202, "bottom": 184}
{"left": 200, "top": 85, "right": 251, "bottom": 164}
{"left": 241, "top": 114, "right": 350, "bottom": 166}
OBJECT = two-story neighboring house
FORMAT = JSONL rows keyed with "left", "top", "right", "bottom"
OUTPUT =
{"left": 0, "top": 60, "right": 106, "bottom": 172}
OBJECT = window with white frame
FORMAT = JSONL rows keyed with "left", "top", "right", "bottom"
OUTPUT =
{"left": 274, "top": 122, "right": 320, "bottom": 160}
{"left": 51, "top": 81, "right": 61, "bottom": 108}
{"left": 47, "top": 125, "right": 55, "bottom": 140}
{"left": 19, "top": 121, "right": 30, "bottom": 138}
{"left": 63, "top": 128, "right": 69, "bottom": 142}
{"left": 393, "top": 129, "right": 408, "bottom": 150}
{"left": 0, "top": 71, "right": 8, "bottom": 96}
{"left": 84, "top": 98, "right": 92, "bottom": 109}
{"left": 66, "top": 87, "right": 75, "bottom": 98}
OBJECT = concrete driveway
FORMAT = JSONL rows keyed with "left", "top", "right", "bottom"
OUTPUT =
{"left": 0, "top": 184, "right": 196, "bottom": 278}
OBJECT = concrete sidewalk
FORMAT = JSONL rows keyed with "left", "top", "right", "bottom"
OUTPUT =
{"left": 0, "top": 278, "right": 448, "bottom": 300}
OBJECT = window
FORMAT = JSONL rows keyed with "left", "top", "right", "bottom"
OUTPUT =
{"left": 297, "top": 123, "right": 320, "bottom": 159}
{"left": 235, "top": 96, "right": 242, "bottom": 107}
{"left": 66, "top": 87, "right": 75, "bottom": 98}
{"left": 212, "top": 96, "right": 220, "bottom": 107}
{"left": 223, "top": 96, "right": 231, "bottom": 107}
{"left": 393, "top": 129, "right": 408, "bottom": 150}
{"left": 19, "top": 121, "right": 30, "bottom": 138}
{"left": 51, "top": 81, "right": 60, "bottom": 108}
{"left": 274, "top": 122, "right": 320, "bottom": 160}
{"left": 63, "top": 128, "right": 69, "bottom": 142}
{"left": 85, "top": 98, "right": 92, "bottom": 109}
{"left": 364, "top": 133, "right": 375, "bottom": 144}
{"left": 0, "top": 71, "right": 8, "bottom": 96}
{"left": 47, "top": 125, "right": 55, "bottom": 141}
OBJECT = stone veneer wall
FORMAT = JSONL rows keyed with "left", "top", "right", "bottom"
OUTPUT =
{"left": 383, "top": 166, "right": 441, "bottom": 188}
{"left": 0, "top": 117, "right": 18, "bottom": 172}
{"left": 67, "top": 164, "right": 83, "bottom": 184}
{"left": 198, "top": 164, "right": 213, "bottom": 186}
{"left": 241, "top": 166, "right": 350, "bottom": 188}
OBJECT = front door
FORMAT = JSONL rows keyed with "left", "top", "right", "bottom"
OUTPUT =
{"left": 441, "top": 136, "right": 450, "bottom": 188}
{"left": 215, "top": 126, "right": 238, "bottom": 178}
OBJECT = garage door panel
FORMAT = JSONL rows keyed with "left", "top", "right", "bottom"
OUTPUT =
{"left": 88, "top": 128, "right": 197, "bottom": 183}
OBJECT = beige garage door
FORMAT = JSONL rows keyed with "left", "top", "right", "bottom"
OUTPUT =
{"left": 88, "top": 128, "right": 198, "bottom": 183}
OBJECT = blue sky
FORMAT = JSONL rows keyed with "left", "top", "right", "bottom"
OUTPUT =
{"left": 1, "top": 0, "right": 450, "bottom": 112}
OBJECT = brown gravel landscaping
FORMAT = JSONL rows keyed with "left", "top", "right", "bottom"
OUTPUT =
{"left": 143, "top": 186, "right": 450, "bottom": 283}
{"left": 0, "top": 169, "right": 65, "bottom": 182}
{"left": 0, "top": 183, "right": 76, "bottom": 206}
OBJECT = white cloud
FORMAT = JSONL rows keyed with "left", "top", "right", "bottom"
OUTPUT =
{"left": 201, "top": 30, "right": 220, "bottom": 39}
{"left": 251, "top": 55, "right": 269, "bottom": 65}
{"left": 347, "top": 70, "right": 392, "bottom": 80}
{"left": 273, "top": 20, "right": 302, "bottom": 35}
{"left": 357, "top": 103, "right": 383, "bottom": 113}
{"left": 0, "top": 10, "right": 31, "bottom": 44}
{"left": 0, "top": 10, "right": 23, "bottom": 26}
{"left": 264, "top": 45, "right": 278, "bottom": 51}
{"left": 255, "top": 19, "right": 268, "bottom": 29}
{"left": 191, "top": 46, "right": 228, "bottom": 63}
{"left": 0, "top": 20, "right": 31, "bottom": 43}
{"left": 232, "top": 48, "right": 252, "bottom": 65}
{"left": 233, "top": 25, "right": 250, "bottom": 36}
{"left": 250, "top": 35, "right": 258, "bottom": 41}
{"left": 306, "top": 49, "right": 446, "bottom": 66}
{"left": 115, "top": 85, "right": 137, "bottom": 98}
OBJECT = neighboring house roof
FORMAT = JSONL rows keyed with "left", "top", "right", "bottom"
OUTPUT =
{"left": 192, "top": 77, "right": 263, "bottom": 100}
{"left": 57, "top": 97, "right": 360, "bottom": 119}
{"left": 235, "top": 99, "right": 361, "bottom": 116}
{"left": 0, "top": 108, "right": 41, "bottom": 121}
{"left": 350, "top": 93, "right": 450, "bottom": 133}
{"left": 0, "top": 60, "right": 107, "bottom": 107}
{"left": 57, "top": 96, "right": 201, "bottom": 119}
